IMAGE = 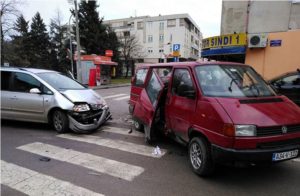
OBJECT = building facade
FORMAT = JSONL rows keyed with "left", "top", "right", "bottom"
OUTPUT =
{"left": 202, "top": 0, "right": 300, "bottom": 79}
{"left": 104, "top": 14, "right": 202, "bottom": 63}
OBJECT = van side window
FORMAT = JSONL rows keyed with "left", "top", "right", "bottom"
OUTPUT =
{"left": 12, "top": 72, "right": 41, "bottom": 93}
{"left": 1, "top": 71, "right": 12, "bottom": 91}
{"left": 135, "top": 68, "right": 148, "bottom": 87}
{"left": 172, "top": 69, "right": 195, "bottom": 98}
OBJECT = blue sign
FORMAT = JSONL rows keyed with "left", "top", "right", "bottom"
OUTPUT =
{"left": 270, "top": 40, "right": 282, "bottom": 47}
{"left": 173, "top": 44, "right": 180, "bottom": 51}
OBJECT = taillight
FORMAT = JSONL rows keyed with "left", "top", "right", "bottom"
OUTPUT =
{"left": 223, "top": 123, "right": 235, "bottom": 137}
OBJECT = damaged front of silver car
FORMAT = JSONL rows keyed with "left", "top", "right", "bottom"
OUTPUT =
{"left": 61, "top": 89, "right": 112, "bottom": 133}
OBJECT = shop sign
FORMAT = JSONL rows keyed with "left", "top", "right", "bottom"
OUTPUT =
{"left": 202, "top": 33, "right": 247, "bottom": 49}
{"left": 270, "top": 40, "right": 282, "bottom": 47}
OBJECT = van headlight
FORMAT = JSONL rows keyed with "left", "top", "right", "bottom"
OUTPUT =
{"left": 73, "top": 104, "right": 90, "bottom": 112}
{"left": 235, "top": 125, "right": 256, "bottom": 137}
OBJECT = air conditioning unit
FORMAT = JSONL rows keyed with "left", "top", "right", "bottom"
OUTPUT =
{"left": 248, "top": 33, "right": 268, "bottom": 48}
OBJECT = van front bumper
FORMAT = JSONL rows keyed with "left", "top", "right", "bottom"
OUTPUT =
{"left": 68, "top": 106, "right": 112, "bottom": 133}
{"left": 211, "top": 143, "right": 300, "bottom": 163}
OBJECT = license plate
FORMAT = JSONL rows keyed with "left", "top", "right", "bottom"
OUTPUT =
{"left": 272, "top": 149, "right": 299, "bottom": 161}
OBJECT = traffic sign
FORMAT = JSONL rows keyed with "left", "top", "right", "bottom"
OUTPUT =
{"left": 173, "top": 44, "right": 180, "bottom": 51}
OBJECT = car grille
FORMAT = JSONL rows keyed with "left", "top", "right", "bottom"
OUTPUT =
{"left": 257, "top": 138, "right": 300, "bottom": 149}
{"left": 256, "top": 124, "right": 300, "bottom": 137}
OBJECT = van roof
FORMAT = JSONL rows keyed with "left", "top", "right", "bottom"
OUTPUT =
{"left": 136, "top": 61, "right": 246, "bottom": 69}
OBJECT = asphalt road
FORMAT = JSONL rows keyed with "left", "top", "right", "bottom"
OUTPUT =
{"left": 1, "top": 86, "right": 300, "bottom": 196}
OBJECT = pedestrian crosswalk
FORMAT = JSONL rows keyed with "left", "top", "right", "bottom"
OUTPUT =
{"left": 1, "top": 160, "right": 104, "bottom": 196}
{"left": 103, "top": 93, "right": 130, "bottom": 101}
{"left": 1, "top": 125, "right": 166, "bottom": 195}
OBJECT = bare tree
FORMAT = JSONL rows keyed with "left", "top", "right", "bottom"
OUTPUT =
{"left": 0, "top": 0, "right": 23, "bottom": 36}
{"left": 119, "top": 33, "right": 146, "bottom": 77}
{"left": 0, "top": 0, "right": 23, "bottom": 65}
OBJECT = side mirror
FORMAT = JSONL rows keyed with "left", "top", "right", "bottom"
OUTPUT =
{"left": 29, "top": 88, "right": 41, "bottom": 94}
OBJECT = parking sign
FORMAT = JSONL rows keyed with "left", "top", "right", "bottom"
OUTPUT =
{"left": 173, "top": 44, "right": 180, "bottom": 51}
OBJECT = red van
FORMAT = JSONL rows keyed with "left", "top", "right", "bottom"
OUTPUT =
{"left": 129, "top": 61, "right": 300, "bottom": 176}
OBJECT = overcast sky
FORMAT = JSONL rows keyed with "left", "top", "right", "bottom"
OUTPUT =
{"left": 20, "top": 0, "right": 222, "bottom": 38}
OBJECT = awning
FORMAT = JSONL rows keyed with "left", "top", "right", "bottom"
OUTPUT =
{"left": 201, "top": 46, "right": 246, "bottom": 57}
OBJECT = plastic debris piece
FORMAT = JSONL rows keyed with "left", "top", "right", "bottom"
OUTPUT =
{"left": 128, "top": 129, "right": 133, "bottom": 134}
{"left": 39, "top": 157, "right": 51, "bottom": 162}
{"left": 152, "top": 146, "right": 162, "bottom": 156}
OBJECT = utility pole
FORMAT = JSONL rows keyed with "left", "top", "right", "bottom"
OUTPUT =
{"left": 68, "top": 14, "right": 74, "bottom": 76}
{"left": 74, "top": 0, "right": 82, "bottom": 82}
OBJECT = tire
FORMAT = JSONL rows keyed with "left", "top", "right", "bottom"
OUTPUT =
{"left": 188, "top": 137, "right": 214, "bottom": 176}
{"left": 133, "top": 119, "right": 144, "bottom": 132}
{"left": 52, "top": 110, "right": 69, "bottom": 133}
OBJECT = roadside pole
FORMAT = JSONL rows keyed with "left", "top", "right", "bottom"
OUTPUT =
{"left": 74, "top": 0, "right": 82, "bottom": 83}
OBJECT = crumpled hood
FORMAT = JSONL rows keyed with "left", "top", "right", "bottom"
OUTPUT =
{"left": 60, "top": 89, "right": 105, "bottom": 105}
{"left": 216, "top": 96, "right": 300, "bottom": 126}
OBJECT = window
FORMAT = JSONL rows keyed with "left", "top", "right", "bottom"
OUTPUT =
{"left": 191, "top": 35, "right": 194, "bottom": 43}
{"left": 148, "top": 22, "right": 153, "bottom": 28}
{"left": 146, "top": 71, "right": 163, "bottom": 107}
{"left": 159, "top": 34, "right": 164, "bottom": 42}
{"left": 159, "top": 49, "right": 164, "bottom": 53}
{"left": 148, "top": 35, "right": 153, "bottom": 43}
{"left": 12, "top": 72, "right": 41, "bottom": 93}
{"left": 159, "top": 22, "right": 164, "bottom": 30}
{"left": 148, "top": 48, "right": 153, "bottom": 53}
{"left": 167, "top": 19, "right": 176, "bottom": 27}
{"left": 137, "top": 22, "right": 144, "bottom": 29}
{"left": 280, "top": 75, "right": 300, "bottom": 85}
{"left": 134, "top": 68, "right": 148, "bottom": 87}
{"left": 1, "top": 71, "right": 12, "bottom": 91}
{"left": 180, "top": 18, "right": 185, "bottom": 26}
{"left": 172, "top": 69, "right": 195, "bottom": 98}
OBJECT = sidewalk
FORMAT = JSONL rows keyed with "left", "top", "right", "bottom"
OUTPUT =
{"left": 90, "top": 83, "right": 131, "bottom": 90}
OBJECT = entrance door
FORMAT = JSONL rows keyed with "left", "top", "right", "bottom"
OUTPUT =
{"left": 132, "top": 70, "right": 164, "bottom": 141}
{"left": 165, "top": 68, "right": 197, "bottom": 142}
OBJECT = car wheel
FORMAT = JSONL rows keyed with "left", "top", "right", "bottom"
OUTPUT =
{"left": 189, "top": 137, "right": 214, "bottom": 176}
{"left": 133, "top": 120, "right": 144, "bottom": 132}
{"left": 52, "top": 110, "right": 69, "bottom": 133}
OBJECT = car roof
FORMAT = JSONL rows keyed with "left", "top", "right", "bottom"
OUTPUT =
{"left": 136, "top": 61, "right": 247, "bottom": 69}
{"left": 0, "top": 67, "right": 57, "bottom": 74}
{"left": 269, "top": 69, "right": 300, "bottom": 82}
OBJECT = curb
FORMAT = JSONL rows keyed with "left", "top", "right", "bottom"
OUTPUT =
{"left": 90, "top": 83, "right": 131, "bottom": 90}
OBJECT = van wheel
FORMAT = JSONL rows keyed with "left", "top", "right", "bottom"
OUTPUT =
{"left": 52, "top": 110, "right": 69, "bottom": 133}
{"left": 133, "top": 120, "right": 144, "bottom": 132}
{"left": 189, "top": 137, "right": 214, "bottom": 176}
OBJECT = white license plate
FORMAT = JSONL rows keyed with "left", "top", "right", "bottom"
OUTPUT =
{"left": 272, "top": 149, "right": 299, "bottom": 161}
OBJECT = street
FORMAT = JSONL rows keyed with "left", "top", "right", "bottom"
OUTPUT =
{"left": 1, "top": 86, "right": 300, "bottom": 196}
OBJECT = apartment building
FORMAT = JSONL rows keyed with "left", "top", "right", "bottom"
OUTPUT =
{"left": 104, "top": 14, "right": 202, "bottom": 63}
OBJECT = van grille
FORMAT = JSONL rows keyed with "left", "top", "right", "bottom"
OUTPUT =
{"left": 257, "top": 138, "right": 300, "bottom": 149}
{"left": 256, "top": 124, "right": 300, "bottom": 137}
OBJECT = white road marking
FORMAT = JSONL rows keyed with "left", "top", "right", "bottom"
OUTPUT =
{"left": 103, "top": 94, "right": 126, "bottom": 99}
{"left": 101, "top": 126, "right": 144, "bottom": 138}
{"left": 293, "top": 158, "right": 300, "bottom": 162}
{"left": 17, "top": 142, "right": 144, "bottom": 181}
{"left": 1, "top": 160, "right": 104, "bottom": 196}
{"left": 57, "top": 134, "right": 167, "bottom": 158}
{"left": 113, "top": 96, "right": 130, "bottom": 101}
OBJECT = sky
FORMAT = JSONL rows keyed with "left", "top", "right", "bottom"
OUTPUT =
{"left": 20, "top": 0, "right": 222, "bottom": 38}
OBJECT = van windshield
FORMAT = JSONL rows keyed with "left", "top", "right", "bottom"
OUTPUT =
{"left": 195, "top": 65, "right": 276, "bottom": 98}
{"left": 37, "top": 72, "right": 86, "bottom": 90}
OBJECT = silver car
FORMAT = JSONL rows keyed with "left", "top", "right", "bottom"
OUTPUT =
{"left": 0, "top": 67, "right": 111, "bottom": 133}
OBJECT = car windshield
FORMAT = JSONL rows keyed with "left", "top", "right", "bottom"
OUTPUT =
{"left": 195, "top": 65, "right": 276, "bottom": 98}
{"left": 37, "top": 72, "right": 86, "bottom": 90}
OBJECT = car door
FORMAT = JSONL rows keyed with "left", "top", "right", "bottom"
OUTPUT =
{"left": 165, "top": 68, "right": 197, "bottom": 142}
{"left": 1, "top": 71, "right": 14, "bottom": 119}
{"left": 129, "top": 68, "right": 149, "bottom": 113}
{"left": 132, "top": 69, "right": 164, "bottom": 135}
{"left": 10, "top": 72, "right": 46, "bottom": 122}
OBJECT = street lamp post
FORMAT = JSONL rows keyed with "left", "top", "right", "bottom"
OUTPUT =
{"left": 68, "top": 14, "right": 74, "bottom": 76}
{"left": 74, "top": 0, "right": 82, "bottom": 83}
{"left": 0, "top": 11, "right": 2, "bottom": 66}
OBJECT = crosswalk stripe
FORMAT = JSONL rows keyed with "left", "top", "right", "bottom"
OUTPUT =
{"left": 57, "top": 134, "right": 166, "bottom": 158}
{"left": 102, "top": 94, "right": 126, "bottom": 99}
{"left": 17, "top": 142, "right": 144, "bottom": 181}
{"left": 1, "top": 160, "right": 104, "bottom": 196}
{"left": 293, "top": 158, "right": 300, "bottom": 162}
{"left": 113, "top": 96, "right": 130, "bottom": 101}
{"left": 101, "top": 126, "right": 144, "bottom": 138}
